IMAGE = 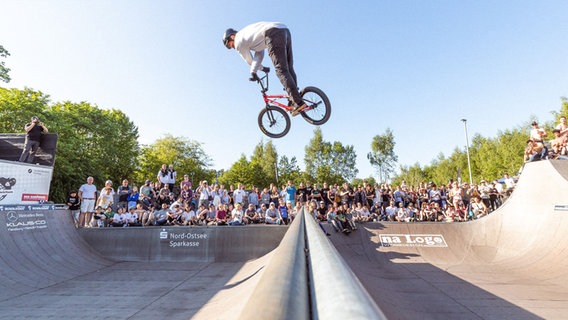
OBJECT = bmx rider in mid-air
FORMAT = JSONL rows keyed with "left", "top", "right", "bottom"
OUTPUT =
{"left": 223, "top": 21, "right": 307, "bottom": 116}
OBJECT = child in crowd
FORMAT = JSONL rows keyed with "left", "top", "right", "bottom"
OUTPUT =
{"left": 67, "top": 190, "right": 81, "bottom": 228}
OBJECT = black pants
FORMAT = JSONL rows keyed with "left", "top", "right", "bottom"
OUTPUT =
{"left": 264, "top": 27, "right": 302, "bottom": 106}
{"left": 19, "top": 139, "right": 41, "bottom": 163}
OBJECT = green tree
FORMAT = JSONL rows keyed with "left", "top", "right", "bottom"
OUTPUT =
{"left": 0, "top": 87, "right": 50, "bottom": 132}
{"left": 48, "top": 101, "right": 140, "bottom": 201}
{"left": 367, "top": 128, "right": 398, "bottom": 182}
{"left": 0, "top": 45, "right": 10, "bottom": 83}
{"left": 250, "top": 139, "right": 278, "bottom": 186}
{"left": 277, "top": 155, "right": 302, "bottom": 185}
{"left": 135, "top": 134, "right": 212, "bottom": 186}
{"left": 219, "top": 155, "right": 263, "bottom": 188}
{"left": 304, "top": 128, "right": 358, "bottom": 182}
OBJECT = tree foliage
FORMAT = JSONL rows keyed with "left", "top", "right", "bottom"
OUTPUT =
{"left": 368, "top": 128, "right": 398, "bottom": 182}
{"left": 0, "top": 88, "right": 140, "bottom": 202}
{"left": 135, "top": 134, "right": 212, "bottom": 186}
{"left": 0, "top": 45, "right": 10, "bottom": 83}
{"left": 304, "top": 127, "right": 358, "bottom": 183}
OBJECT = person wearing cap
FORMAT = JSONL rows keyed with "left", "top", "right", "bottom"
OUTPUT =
{"left": 96, "top": 184, "right": 114, "bottom": 210}
{"left": 265, "top": 202, "right": 279, "bottom": 225}
{"left": 19, "top": 115, "right": 48, "bottom": 163}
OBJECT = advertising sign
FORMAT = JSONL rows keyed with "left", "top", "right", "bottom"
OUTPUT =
{"left": 0, "top": 160, "right": 53, "bottom": 204}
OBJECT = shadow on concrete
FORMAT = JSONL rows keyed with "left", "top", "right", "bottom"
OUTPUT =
{"left": 331, "top": 222, "right": 542, "bottom": 320}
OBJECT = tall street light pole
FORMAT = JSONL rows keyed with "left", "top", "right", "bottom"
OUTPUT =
{"left": 461, "top": 119, "right": 473, "bottom": 185}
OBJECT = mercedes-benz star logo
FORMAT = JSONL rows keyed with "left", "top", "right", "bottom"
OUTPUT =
{"left": 7, "top": 211, "right": 18, "bottom": 223}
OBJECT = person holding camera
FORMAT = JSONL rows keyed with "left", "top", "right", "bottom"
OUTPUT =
{"left": 19, "top": 116, "right": 48, "bottom": 163}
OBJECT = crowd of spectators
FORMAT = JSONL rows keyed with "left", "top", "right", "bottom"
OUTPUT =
{"left": 68, "top": 164, "right": 517, "bottom": 229}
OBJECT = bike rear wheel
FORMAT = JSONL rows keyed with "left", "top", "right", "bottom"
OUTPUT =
{"left": 300, "top": 86, "right": 331, "bottom": 125}
{"left": 258, "top": 106, "right": 291, "bottom": 138}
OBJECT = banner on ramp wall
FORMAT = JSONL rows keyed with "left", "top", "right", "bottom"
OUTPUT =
{"left": 0, "top": 160, "right": 53, "bottom": 204}
{"left": 0, "top": 204, "right": 54, "bottom": 232}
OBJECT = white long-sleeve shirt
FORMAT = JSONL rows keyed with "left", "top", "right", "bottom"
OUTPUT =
{"left": 234, "top": 22, "right": 287, "bottom": 74}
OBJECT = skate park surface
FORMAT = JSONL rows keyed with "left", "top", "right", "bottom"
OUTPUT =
{"left": 0, "top": 160, "right": 567, "bottom": 319}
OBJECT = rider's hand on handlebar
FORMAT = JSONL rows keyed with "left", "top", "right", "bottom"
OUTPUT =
{"left": 249, "top": 72, "right": 260, "bottom": 82}
{"left": 261, "top": 67, "right": 270, "bottom": 73}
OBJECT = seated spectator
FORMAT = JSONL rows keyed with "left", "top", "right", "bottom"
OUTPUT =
{"left": 551, "top": 129, "right": 567, "bottom": 156}
{"left": 343, "top": 203, "right": 357, "bottom": 230}
{"left": 110, "top": 207, "right": 126, "bottom": 227}
{"left": 127, "top": 186, "right": 140, "bottom": 209}
{"left": 443, "top": 206, "right": 456, "bottom": 223}
{"left": 395, "top": 203, "right": 411, "bottom": 222}
{"left": 278, "top": 199, "right": 290, "bottom": 225}
{"left": 385, "top": 201, "right": 397, "bottom": 221}
{"left": 104, "top": 207, "right": 115, "bottom": 227}
{"left": 418, "top": 202, "right": 431, "bottom": 222}
{"left": 205, "top": 204, "right": 217, "bottom": 225}
{"left": 179, "top": 204, "right": 197, "bottom": 226}
{"left": 167, "top": 204, "right": 183, "bottom": 225}
{"left": 92, "top": 206, "right": 107, "bottom": 228}
{"left": 257, "top": 204, "right": 267, "bottom": 223}
{"left": 335, "top": 207, "right": 351, "bottom": 233}
{"left": 316, "top": 201, "right": 327, "bottom": 222}
{"left": 215, "top": 204, "right": 229, "bottom": 226}
{"left": 470, "top": 196, "right": 488, "bottom": 219}
{"left": 287, "top": 201, "right": 297, "bottom": 221}
{"left": 243, "top": 203, "right": 261, "bottom": 224}
{"left": 326, "top": 205, "right": 341, "bottom": 233}
{"left": 265, "top": 203, "right": 280, "bottom": 225}
{"left": 140, "top": 180, "right": 156, "bottom": 209}
{"left": 524, "top": 139, "right": 547, "bottom": 162}
{"left": 229, "top": 203, "right": 244, "bottom": 226}
{"left": 150, "top": 203, "right": 168, "bottom": 226}
{"left": 124, "top": 207, "right": 141, "bottom": 227}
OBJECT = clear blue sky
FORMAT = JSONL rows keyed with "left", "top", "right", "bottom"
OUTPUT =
{"left": 2, "top": 0, "right": 567, "bottom": 179}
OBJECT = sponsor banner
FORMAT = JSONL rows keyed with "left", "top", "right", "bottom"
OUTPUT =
{"left": 5, "top": 210, "right": 48, "bottom": 232}
{"left": 554, "top": 205, "right": 568, "bottom": 211}
{"left": 0, "top": 161, "right": 53, "bottom": 204}
{"left": 0, "top": 204, "right": 56, "bottom": 211}
{"left": 380, "top": 234, "right": 448, "bottom": 247}
{"left": 159, "top": 229, "right": 209, "bottom": 248}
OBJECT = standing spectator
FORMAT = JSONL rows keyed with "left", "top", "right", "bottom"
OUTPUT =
{"left": 233, "top": 183, "right": 246, "bottom": 205}
{"left": 117, "top": 179, "right": 132, "bottom": 209}
{"left": 260, "top": 188, "right": 271, "bottom": 207}
{"left": 67, "top": 190, "right": 81, "bottom": 228}
{"left": 166, "top": 165, "right": 177, "bottom": 193}
{"left": 197, "top": 181, "right": 213, "bottom": 208}
{"left": 269, "top": 185, "right": 280, "bottom": 205}
{"left": 79, "top": 176, "right": 97, "bottom": 228}
{"left": 19, "top": 116, "right": 48, "bottom": 163}
{"left": 96, "top": 185, "right": 114, "bottom": 210}
{"left": 285, "top": 181, "right": 297, "bottom": 206}
{"left": 247, "top": 187, "right": 259, "bottom": 209}
{"left": 180, "top": 174, "right": 192, "bottom": 191}
{"left": 277, "top": 199, "right": 290, "bottom": 225}
{"left": 478, "top": 180, "right": 491, "bottom": 209}
{"left": 157, "top": 164, "right": 169, "bottom": 189}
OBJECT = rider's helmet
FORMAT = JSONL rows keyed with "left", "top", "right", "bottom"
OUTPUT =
{"left": 223, "top": 28, "right": 238, "bottom": 49}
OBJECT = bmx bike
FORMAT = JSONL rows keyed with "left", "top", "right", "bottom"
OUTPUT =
{"left": 253, "top": 71, "right": 331, "bottom": 138}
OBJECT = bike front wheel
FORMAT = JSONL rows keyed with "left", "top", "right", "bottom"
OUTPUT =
{"left": 258, "top": 106, "right": 291, "bottom": 138}
{"left": 300, "top": 86, "right": 331, "bottom": 125}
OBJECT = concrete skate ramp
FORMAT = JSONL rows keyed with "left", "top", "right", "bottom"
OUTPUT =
{"left": 330, "top": 160, "right": 568, "bottom": 319}
{"left": 0, "top": 206, "right": 289, "bottom": 319}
